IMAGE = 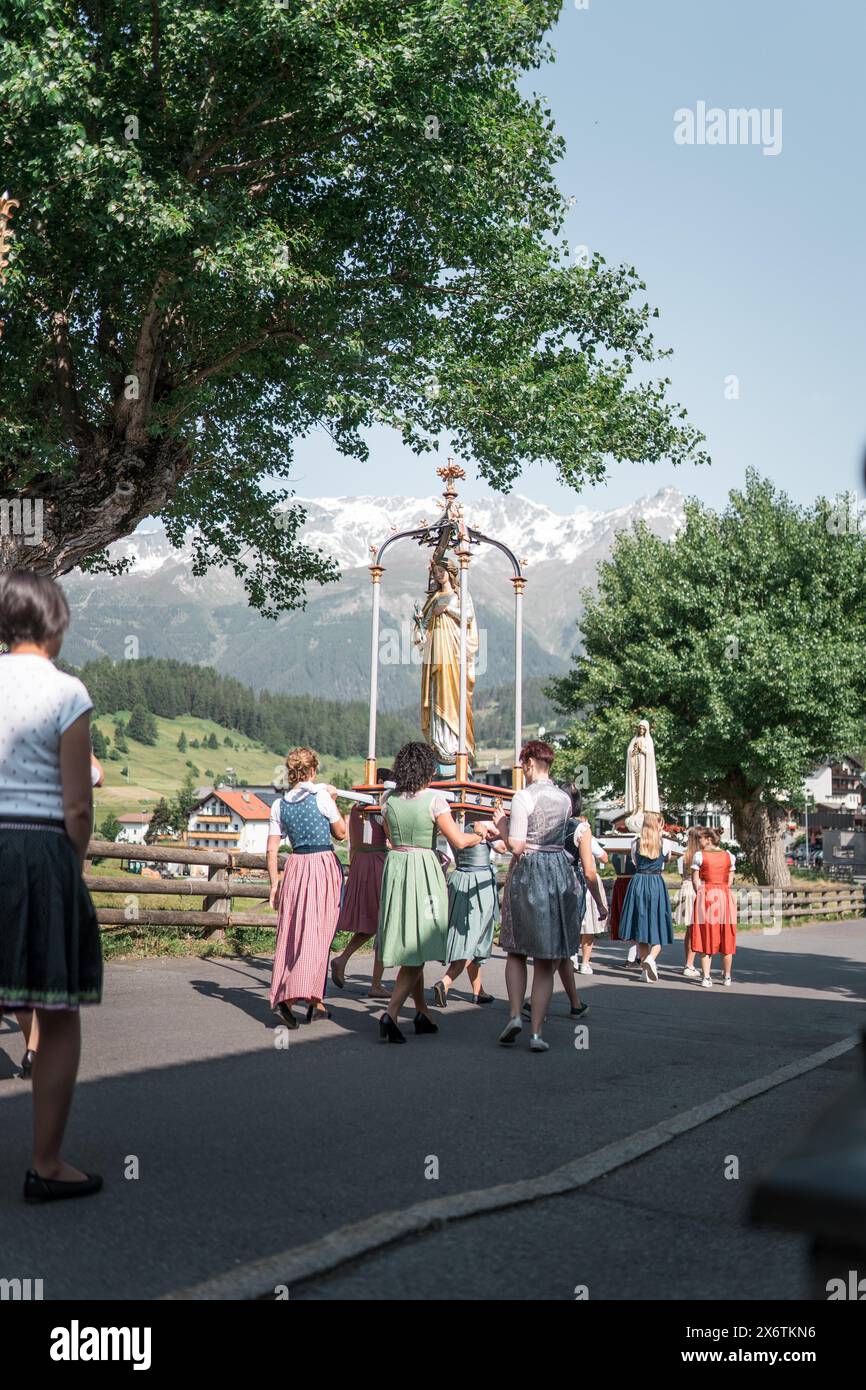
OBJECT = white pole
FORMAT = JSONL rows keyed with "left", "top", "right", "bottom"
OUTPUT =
{"left": 458, "top": 550, "right": 469, "bottom": 779}
{"left": 366, "top": 565, "right": 384, "bottom": 783}
{"left": 512, "top": 576, "right": 525, "bottom": 787}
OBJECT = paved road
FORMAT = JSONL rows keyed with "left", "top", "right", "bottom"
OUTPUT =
{"left": 1, "top": 920, "right": 863, "bottom": 1300}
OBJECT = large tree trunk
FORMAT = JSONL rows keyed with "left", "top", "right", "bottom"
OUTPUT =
{"left": 0, "top": 437, "right": 191, "bottom": 575}
{"left": 729, "top": 795, "right": 792, "bottom": 887}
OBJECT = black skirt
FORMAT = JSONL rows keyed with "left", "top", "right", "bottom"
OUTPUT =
{"left": 0, "top": 821, "right": 102, "bottom": 1010}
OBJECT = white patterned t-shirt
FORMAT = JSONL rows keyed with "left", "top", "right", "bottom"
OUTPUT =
{"left": 0, "top": 654, "right": 93, "bottom": 819}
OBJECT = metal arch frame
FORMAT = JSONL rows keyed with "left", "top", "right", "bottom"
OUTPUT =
{"left": 365, "top": 517, "right": 526, "bottom": 787}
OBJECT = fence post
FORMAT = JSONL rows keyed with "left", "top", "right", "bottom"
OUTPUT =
{"left": 203, "top": 857, "right": 230, "bottom": 941}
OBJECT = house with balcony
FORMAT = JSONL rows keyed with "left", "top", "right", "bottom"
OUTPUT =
{"left": 186, "top": 788, "right": 272, "bottom": 871}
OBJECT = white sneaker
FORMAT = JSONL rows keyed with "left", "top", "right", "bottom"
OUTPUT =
{"left": 701, "top": 976, "right": 713, "bottom": 988}
{"left": 529, "top": 1034, "right": 550, "bottom": 1052}
{"left": 723, "top": 975, "right": 733, "bottom": 987}
{"left": 578, "top": 964, "right": 594, "bottom": 975}
{"left": 682, "top": 966, "right": 700, "bottom": 979}
{"left": 644, "top": 956, "right": 659, "bottom": 982}
{"left": 627, "top": 944, "right": 639, "bottom": 963}
{"left": 498, "top": 1017, "right": 523, "bottom": 1047}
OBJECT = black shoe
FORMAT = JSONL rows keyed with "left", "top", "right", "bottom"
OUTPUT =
{"left": 306, "top": 1003, "right": 331, "bottom": 1024}
{"left": 570, "top": 1002, "right": 589, "bottom": 1019}
{"left": 23, "top": 1170, "right": 103, "bottom": 1204}
{"left": 20, "top": 1049, "right": 35, "bottom": 1079}
{"left": 432, "top": 980, "right": 448, "bottom": 1008}
{"left": 474, "top": 990, "right": 494, "bottom": 1004}
{"left": 413, "top": 1011, "right": 439, "bottom": 1035}
{"left": 378, "top": 1012, "right": 406, "bottom": 1044}
{"left": 521, "top": 999, "right": 549, "bottom": 1023}
{"left": 273, "top": 1003, "right": 299, "bottom": 1030}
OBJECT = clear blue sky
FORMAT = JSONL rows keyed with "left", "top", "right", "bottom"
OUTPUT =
{"left": 288, "top": 0, "right": 865, "bottom": 513}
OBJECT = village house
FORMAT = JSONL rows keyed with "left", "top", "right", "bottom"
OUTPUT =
{"left": 185, "top": 788, "right": 272, "bottom": 875}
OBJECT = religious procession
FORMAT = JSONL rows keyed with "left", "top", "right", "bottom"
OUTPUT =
{"left": 263, "top": 467, "right": 738, "bottom": 1052}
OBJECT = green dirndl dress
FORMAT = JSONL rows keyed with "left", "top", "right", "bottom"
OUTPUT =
{"left": 378, "top": 790, "right": 448, "bottom": 967}
{"left": 444, "top": 841, "right": 497, "bottom": 963}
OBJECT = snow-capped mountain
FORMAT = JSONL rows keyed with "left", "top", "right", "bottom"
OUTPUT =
{"left": 61, "top": 488, "right": 685, "bottom": 705}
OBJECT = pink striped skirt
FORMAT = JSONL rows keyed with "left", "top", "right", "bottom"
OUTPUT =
{"left": 270, "top": 851, "right": 343, "bottom": 1006}
{"left": 335, "top": 847, "right": 386, "bottom": 937}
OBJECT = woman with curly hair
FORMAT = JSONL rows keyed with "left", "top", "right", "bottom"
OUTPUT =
{"left": 377, "top": 742, "right": 493, "bottom": 1043}
{"left": 267, "top": 747, "right": 347, "bottom": 1027}
{"left": 491, "top": 741, "right": 584, "bottom": 1052}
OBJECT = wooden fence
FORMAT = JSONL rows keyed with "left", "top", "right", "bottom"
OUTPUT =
{"left": 85, "top": 840, "right": 284, "bottom": 938}
{"left": 86, "top": 841, "right": 866, "bottom": 939}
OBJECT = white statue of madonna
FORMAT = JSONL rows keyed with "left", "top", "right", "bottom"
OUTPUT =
{"left": 624, "top": 718, "right": 660, "bottom": 827}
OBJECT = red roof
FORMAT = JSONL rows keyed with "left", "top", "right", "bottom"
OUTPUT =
{"left": 117, "top": 813, "right": 152, "bottom": 824}
{"left": 199, "top": 789, "right": 271, "bottom": 821}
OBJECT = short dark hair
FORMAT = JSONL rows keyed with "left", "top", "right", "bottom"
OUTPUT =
{"left": 392, "top": 742, "right": 437, "bottom": 795}
{"left": 520, "top": 739, "right": 555, "bottom": 769}
{"left": 0, "top": 569, "right": 70, "bottom": 647}
{"left": 376, "top": 767, "right": 393, "bottom": 784}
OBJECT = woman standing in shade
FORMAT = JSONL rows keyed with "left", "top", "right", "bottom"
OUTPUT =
{"left": 674, "top": 827, "right": 704, "bottom": 979}
{"left": 617, "top": 811, "right": 674, "bottom": 982}
{"left": 377, "top": 742, "right": 492, "bottom": 1043}
{"left": 492, "top": 741, "right": 584, "bottom": 1052}
{"left": 0, "top": 570, "right": 103, "bottom": 1202}
{"left": 563, "top": 792, "right": 609, "bottom": 976}
{"left": 330, "top": 769, "right": 392, "bottom": 999}
{"left": 267, "top": 748, "right": 347, "bottom": 1027}
{"left": 691, "top": 827, "right": 737, "bottom": 987}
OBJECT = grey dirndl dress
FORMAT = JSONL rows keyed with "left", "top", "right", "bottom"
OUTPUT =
{"left": 444, "top": 841, "right": 497, "bottom": 964}
{"left": 499, "top": 783, "right": 583, "bottom": 960}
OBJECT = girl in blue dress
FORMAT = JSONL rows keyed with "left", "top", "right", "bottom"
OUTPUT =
{"left": 617, "top": 811, "right": 674, "bottom": 982}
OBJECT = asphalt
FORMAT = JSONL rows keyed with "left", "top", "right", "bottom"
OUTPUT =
{"left": 1, "top": 919, "right": 863, "bottom": 1301}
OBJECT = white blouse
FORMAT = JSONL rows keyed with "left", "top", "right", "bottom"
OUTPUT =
{"left": 268, "top": 782, "right": 341, "bottom": 838}
{"left": 692, "top": 849, "right": 736, "bottom": 871}
{"left": 0, "top": 654, "right": 93, "bottom": 819}
{"left": 573, "top": 820, "right": 605, "bottom": 859}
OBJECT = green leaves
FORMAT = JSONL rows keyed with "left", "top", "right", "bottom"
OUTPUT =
{"left": 551, "top": 471, "right": 866, "bottom": 815}
{"left": 2, "top": 0, "right": 705, "bottom": 608}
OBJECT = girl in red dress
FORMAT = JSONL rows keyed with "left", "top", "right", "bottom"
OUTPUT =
{"left": 690, "top": 827, "right": 737, "bottom": 987}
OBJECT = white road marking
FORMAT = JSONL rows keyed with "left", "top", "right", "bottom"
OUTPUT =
{"left": 165, "top": 1034, "right": 859, "bottom": 1300}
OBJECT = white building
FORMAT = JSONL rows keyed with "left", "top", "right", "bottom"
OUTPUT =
{"left": 186, "top": 788, "right": 272, "bottom": 866}
{"left": 804, "top": 758, "right": 866, "bottom": 814}
{"left": 114, "top": 813, "right": 152, "bottom": 846}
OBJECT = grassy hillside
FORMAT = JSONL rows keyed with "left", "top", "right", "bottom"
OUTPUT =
{"left": 92, "top": 712, "right": 365, "bottom": 819}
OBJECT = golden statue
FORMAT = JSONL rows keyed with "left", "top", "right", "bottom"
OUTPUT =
{"left": 413, "top": 555, "right": 478, "bottom": 763}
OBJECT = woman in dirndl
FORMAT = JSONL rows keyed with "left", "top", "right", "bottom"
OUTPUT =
{"left": 690, "top": 827, "right": 737, "bottom": 987}
{"left": 330, "top": 768, "right": 392, "bottom": 999}
{"left": 0, "top": 570, "right": 103, "bottom": 1203}
{"left": 492, "top": 741, "right": 584, "bottom": 1052}
{"left": 617, "top": 812, "right": 674, "bottom": 982}
{"left": 267, "top": 747, "right": 347, "bottom": 1027}
{"left": 377, "top": 742, "right": 494, "bottom": 1043}
{"left": 431, "top": 836, "right": 497, "bottom": 1008}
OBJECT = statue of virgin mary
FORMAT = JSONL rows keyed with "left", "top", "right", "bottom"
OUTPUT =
{"left": 624, "top": 718, "right": 660, "bottom": 818}
{"left": 412, "top": 555, "right": 478, "bottom": 764}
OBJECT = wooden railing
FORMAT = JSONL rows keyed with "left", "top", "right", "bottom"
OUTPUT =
{"left": 85, "top": 841, "right": 866, "bottom": 940}
{"left": 85, "top": 840, "right": 286, "bottom": 938}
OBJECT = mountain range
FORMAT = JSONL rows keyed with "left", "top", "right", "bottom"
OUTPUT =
{"left": 61, "top": 488, "right": 685, "bottom": 709}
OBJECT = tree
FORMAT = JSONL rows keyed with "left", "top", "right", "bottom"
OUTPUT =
{"left": 114, "top": 721, "right": 129, "bottom": 753}
{"left": 172, "top": 769, "right": 201, "bottom": 829}
{"left": 127, "top": 702, "right": 158, "bottom": 744}
{"left": 207, "top": 732, "right": 219, "bottom": 750}
{"left": 0, "top": 1, "right": 707, "bottom": 613}
{"left": 177, "top": 730, "right": 187, "bottom": 752}
{"left": 91, "top": 724, "right": 108, "bottom": 759}
{"left": 549, "top": 474, "right": 866, "bottom": 886}
{"left": 98, "top": 812, "right": 122, "bottom": 843}
{"left": 146, "top": 798, "right": 175, "bottom": 842}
